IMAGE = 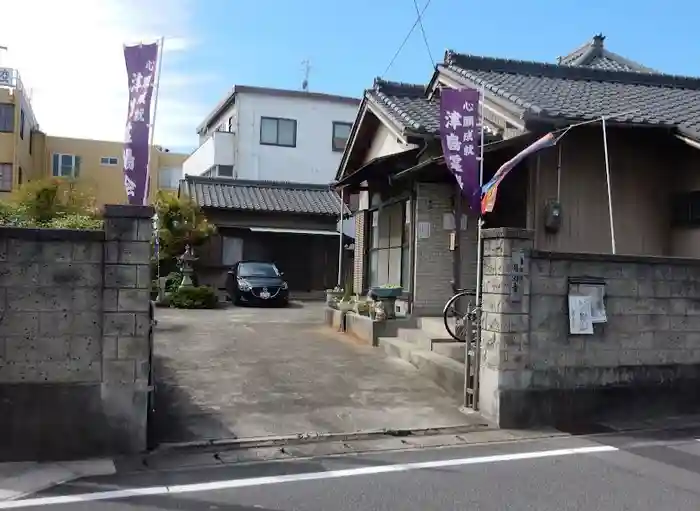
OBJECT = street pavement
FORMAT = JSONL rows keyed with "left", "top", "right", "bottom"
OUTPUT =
{"left": 7, "top": 426, "right": 700, "bottom": 510}
{"left": 152, "top": 301, "right": 480, "bottom": 444}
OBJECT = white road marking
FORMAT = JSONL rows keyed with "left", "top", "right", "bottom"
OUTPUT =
{"left": 0, "top": 445, "right": 617, "bottom": 509}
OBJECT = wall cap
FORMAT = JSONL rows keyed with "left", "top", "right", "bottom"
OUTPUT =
{"left": 531, "top": 249, "right": 700, "bottom": 267}
{"left": 103, "top": 204, "right": 155, "bottom": 220}
{"left": 481, "top": 228, "right": 534, "bottom": 240}
{"left": 0, "top": 227, "right": 104, "bottom": 241}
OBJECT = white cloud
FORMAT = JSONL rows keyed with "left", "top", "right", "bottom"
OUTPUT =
{"left": 1, "top": 0, "right": 209, "bottom": 152}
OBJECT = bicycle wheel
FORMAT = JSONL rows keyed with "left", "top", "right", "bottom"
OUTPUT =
{"left": 442, "top": 291, "right": 473, "bottom": 341}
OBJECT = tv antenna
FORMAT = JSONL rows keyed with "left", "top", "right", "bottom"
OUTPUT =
{"left": 301, "top": 59, "right": 310, "bottom": 92}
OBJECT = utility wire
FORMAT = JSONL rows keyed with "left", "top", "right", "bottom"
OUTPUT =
{"left": 412, "top": 0, "right": 435, "bottom": 67}
{"left": 382, "top": 0, "right": 434, "bottom": 77}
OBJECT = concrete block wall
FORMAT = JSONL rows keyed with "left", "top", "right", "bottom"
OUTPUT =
{"left": 413, "top": 182, "right": 478, "bottom": 316}
{"left": 478, "top": 227, "right": 700, "bottom": 427}
{"left": 0, "top": 204, "right": 154, "bottom": 461}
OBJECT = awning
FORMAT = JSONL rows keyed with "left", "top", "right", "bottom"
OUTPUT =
{"left": 249, "top": 227, "right": 339, "bottom": 236}
{"left": 333, "top": 148, "right": 419, "bottom": 189}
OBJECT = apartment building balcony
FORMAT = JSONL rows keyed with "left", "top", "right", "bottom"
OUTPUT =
{"left": 183, "top": 130, "right": 236, "bottom": 178}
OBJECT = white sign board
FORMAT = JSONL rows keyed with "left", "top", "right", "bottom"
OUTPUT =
{"left": 417, "top": 221, "right": 431, "bottom": 239}
{"left": 568, "top": 295, "right": 594, "bottom": 335}
{"left": 578, "top": 284, "right": 607, "bottom": 323}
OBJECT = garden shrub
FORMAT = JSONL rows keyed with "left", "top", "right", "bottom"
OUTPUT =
{"left": 169, "top": 286, "right": 218, "bottom": 309}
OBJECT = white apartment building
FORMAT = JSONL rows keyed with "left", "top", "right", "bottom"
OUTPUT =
{"left": 184, "top": 85, "right": 361, "bottom": 184}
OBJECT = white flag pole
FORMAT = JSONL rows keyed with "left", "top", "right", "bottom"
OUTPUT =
{"left": 601, "top": 116, "right": 616, "bottom": 254}
{"left": 145, "top": 37, "right": 165, "bottom": 205}
{"left": 469, "top": 84, "right": 486, "bottom": 411}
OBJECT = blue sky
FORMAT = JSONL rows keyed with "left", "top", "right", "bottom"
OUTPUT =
{"left": 8, "top": 0, "right": 698, "bottom": 153}
{"left": 171, "top": 0, "right": 700, "bottom": 139}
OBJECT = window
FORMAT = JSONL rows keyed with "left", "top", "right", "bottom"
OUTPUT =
{"left": 332, "top": 121, "right": 352, "bottom": 152}
{"left": 0, "top": 163, "right": 12, "bottom": 192}
{"left": 29, "top": 131, "right": 33, "bottom": 154}
{"left": 217, "top": 165, "right": 234, "bottom": 177}
{"left": 18, "top": 166, "right": 22, "bottom": 185}
{"left": 227, "top": 115, "right": 234, "bottom": 132}
{"left": 671, "top": 191, "right": 700, "bottom": 227}
{"left": 100, "top": 156, "right": 119, "bottom": 166}
{"left": 260, "top": 117, "right": 297, "bottom": 147}
{"left": 0, "top": 104, "right": 13, "bottom": 132}
{"left": 19, "top": 109, "right": 24, "bottom": 140}
{"left": 52, "top": 153, "right": 81, "bottom": 177}
{"left": 238, "top": 261, "right": 279, "bottom": 278}
{"left": 367, "top": 201, "right": 409, "bottom": 288}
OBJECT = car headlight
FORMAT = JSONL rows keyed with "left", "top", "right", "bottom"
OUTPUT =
{"left": 237, "top": 279, "right": 252, "bottom": 291}
{"left": 281, "top": 281, "right": 288, "bottom": 290}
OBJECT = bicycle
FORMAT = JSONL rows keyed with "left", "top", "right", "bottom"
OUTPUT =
{"left": 442, "top": 285, "right": 478, "bottom": 342}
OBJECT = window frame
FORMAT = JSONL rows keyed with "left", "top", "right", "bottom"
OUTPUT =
{"left": 366, "top": 200, "right": 409, "bottom": 289}
{"left": 331, "top": 121, "right": 352, "bottom": 152}
{"left": 0, "top": 104, "right": 14, "bottom": 133}
{"left": 100, "top": 156, "right": 119, "bottom": 166}
{"left": 0, "top": 163, "right": 13, "bottom": 192}
{"left": 259, "top": 116, "right": 297, "bottom": 148}
{"left": 52, "top": 153, "right": 81, "bottom": 178}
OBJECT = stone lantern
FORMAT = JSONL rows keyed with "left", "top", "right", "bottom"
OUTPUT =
{"left": 178, "top": 244, "right": 198, "bottom": 289}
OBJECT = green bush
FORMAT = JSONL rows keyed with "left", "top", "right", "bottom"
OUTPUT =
{"left": 165, "top": 272, "right": 183, "bottom": 292}
{"left": 169, "top": 286, "right": 218, "bottom": 309}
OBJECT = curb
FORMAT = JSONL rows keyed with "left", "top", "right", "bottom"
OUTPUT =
{"left": 0, "top": 459, "right": 115, "bottom": 502}
{"left": 151, "top": 422, "right": 494, "bottom": 455}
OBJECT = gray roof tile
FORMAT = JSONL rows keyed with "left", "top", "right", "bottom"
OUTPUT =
{"left": 557, "top": 34, "right": 657, "bottom": 73}
{"left": 365, "top": 78, "right": 500, "bottom": 139}
{"left": 444, "top": 50, "right": 700, "bottom": 139}
{"left": 182, "top": 176, "right": 347, "bottom": 216}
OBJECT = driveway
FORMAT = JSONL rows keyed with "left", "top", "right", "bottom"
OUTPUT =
{"left": 151, "top": 301, "right": 481, "bottom": 444}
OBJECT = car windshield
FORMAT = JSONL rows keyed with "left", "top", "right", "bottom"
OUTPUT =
{"left": 238, "top": 262, "right": 279, "bottom": 278}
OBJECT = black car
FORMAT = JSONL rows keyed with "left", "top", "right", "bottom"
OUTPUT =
{"left": 226, "top": 261, "right": 290, "bottom": 307}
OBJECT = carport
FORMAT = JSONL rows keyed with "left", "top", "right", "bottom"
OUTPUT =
{"left": 179, "top": 176, "right": 353, "bottom": 295}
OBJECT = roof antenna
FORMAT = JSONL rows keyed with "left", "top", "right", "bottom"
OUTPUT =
{"left": 301, "top": 59, "right": 310, "bottom": 92}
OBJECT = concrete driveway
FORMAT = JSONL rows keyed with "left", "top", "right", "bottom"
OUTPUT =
{"left": 151, "top": 301, "right": 481, "bottom": 445}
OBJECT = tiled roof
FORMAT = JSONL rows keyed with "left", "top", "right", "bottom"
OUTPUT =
{"left": 443, "top": 50, "right": 700, "bottom": 139}
{"left": 182, "top": 176, "right": 347, "bottom": 216}
{"left": 366, "top": 78, "right": 438, "bottom": 135}
{"left": 557, "top": 34, "right": 656, "bottom": 73}
{"left": 365, "top": 78, "right": 501, "bottom": 139}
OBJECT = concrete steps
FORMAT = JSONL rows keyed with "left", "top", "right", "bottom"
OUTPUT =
{"left": 378, "top": 336, "right": 465, "bottom": 401}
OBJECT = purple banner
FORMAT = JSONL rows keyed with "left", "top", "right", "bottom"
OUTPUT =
{"left": 439, "top": 88, "right": 481, "bottom": 213}
{"left": 123, "top": 42, "right": 159, "bottom": 205}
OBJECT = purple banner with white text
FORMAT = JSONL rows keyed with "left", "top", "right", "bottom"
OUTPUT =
{"left": 439, "top": 88, "right": 481, "bottom": 213}
{"left": 123, "top": 42, "right": 159, "bottom": 205}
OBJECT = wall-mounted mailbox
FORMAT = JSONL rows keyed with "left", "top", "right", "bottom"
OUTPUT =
{"left": 544, "top": 200, "right": 562, "bottom": 233}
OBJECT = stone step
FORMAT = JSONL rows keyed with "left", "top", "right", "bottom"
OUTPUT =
{"left": 418, "top": 317, "right": 452, "bottom": 339}
{"left": 378, "top": 337, "right": 465, "bottom": 401}
{"left": 396, "top": 328, "right": 433, "bottom": 349}
{"left": 431, "top": 341, "right": 466, "bottom": 363}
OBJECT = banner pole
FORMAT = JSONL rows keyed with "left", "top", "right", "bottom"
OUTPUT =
{"left": 470, "top": 84, "right": 486, "bottom": 411}
{"left": 601, "top": 116, "right": 616, "bottom": 254}
{"left": 145, "top": 37, "right": 165, "bottom": 205}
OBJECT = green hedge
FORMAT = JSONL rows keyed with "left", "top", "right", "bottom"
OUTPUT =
{"left": 169, "top": 285, "right": 218, "bottom": 309}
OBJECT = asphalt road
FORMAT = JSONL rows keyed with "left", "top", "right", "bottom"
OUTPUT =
{"left": 6, "top": 427, "right": 700, "bottom": 510}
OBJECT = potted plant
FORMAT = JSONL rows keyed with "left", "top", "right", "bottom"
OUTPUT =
{"left": 369, "top": 284, "right": 403, "bottom": 300}
{"left": 326, "top": 286, "right": 344, "bottom": 306}
{"left": 338, "top": 286, "right": 354, "bottom": 312}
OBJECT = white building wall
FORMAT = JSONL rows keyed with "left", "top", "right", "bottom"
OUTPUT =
{"left": 234, "top": 92, "right": 358, "bottom": 184}
{"left": 182, "top": 131, "right": 235, "bottom": 177}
